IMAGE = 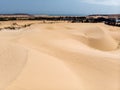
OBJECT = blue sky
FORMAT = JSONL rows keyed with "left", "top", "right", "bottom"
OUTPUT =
{"left": 0, "top": 0, "right": 120, "bottom": 15}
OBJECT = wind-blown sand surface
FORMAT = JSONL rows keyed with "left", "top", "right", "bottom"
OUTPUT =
{"left": 0, "top": 21, "right": 120, "bottom": 90}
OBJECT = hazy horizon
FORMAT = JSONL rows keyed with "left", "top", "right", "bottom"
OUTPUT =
{"left": 0, "top": 0, "right": 120, "bottom": 15}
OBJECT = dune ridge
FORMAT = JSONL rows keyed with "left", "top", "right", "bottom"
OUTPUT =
{"left": 0, "top": 22, "right": 120, "bottom": 90}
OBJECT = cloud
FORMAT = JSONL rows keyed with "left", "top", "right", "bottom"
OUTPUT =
{"left": 82, "top": 0, "right": 120, "bottom": 6}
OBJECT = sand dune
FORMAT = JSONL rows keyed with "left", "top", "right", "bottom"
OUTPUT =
{"left": 0, "top": 22, "right": 120, "bottom": 90}
{"left": 83, "top": 26, "right": 118, "bottom": 51}
{"left": 0, "top": 42, "right": 27, "bottom": 90}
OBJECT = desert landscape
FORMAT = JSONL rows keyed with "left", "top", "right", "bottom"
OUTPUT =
{"left": 0, "top": 21, "right": 120, "bottom": 90}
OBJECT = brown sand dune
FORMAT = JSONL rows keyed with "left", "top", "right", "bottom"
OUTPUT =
{"left": 0, "top": 22, "right": 120, "bottom": 90}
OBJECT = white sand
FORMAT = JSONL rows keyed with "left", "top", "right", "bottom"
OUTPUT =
{"left": 0, "top": 22, "right": 120, "bottom": 90}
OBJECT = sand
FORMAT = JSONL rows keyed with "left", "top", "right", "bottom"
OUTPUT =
{"left": 0, "top": 21, "right": 120, "bottom": 90}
